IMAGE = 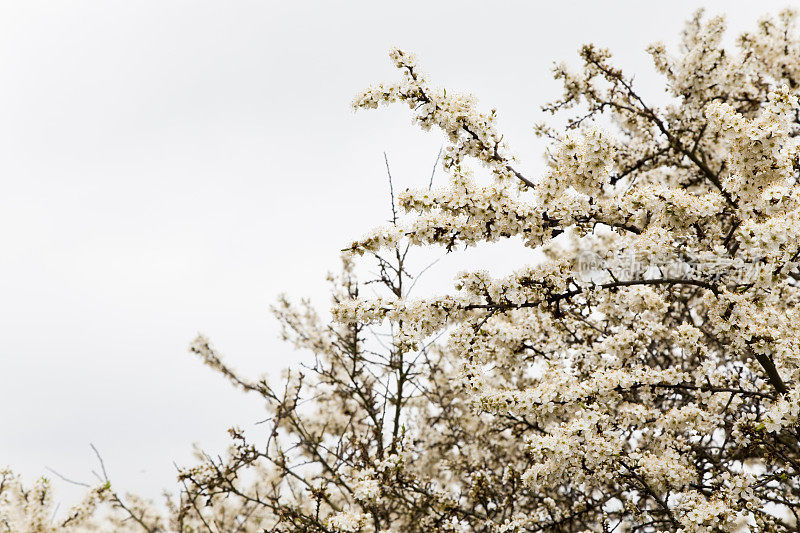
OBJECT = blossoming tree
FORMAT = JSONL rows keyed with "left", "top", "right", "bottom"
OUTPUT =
{"left": 162, "top": 8, "right": 800, "bottom": 532}
{"left": 5, "top": 8, "right": 800, "bottom": 533}
{"left": 338, "top": 8, "right": 800, "bottom": 532}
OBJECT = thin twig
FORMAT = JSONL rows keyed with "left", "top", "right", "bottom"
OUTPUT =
{"left": 384, "top": 152, "right": 398, "bottom": 225}
{"left": 428, "top": 146, "right": 443, "bottom": 189}
{"left": 90, "top": 443, "right": 109, "bottom": 481}
{"left": 45, "top": 467, "right": 91, "bottom": 488}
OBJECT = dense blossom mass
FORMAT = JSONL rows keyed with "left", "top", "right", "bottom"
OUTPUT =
{"left": 343, "top": 9, "right": 800, "bottom": 532}
{"left": 5, "top": 8, "right": 800, "bottom": 533}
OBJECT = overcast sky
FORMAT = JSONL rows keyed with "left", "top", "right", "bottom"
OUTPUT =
{"left": 0, "top": 0, "right": 793, "bottom": 505}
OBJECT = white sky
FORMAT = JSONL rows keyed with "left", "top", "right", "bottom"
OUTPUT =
{"left": 0, "top": 0, "right": 793, "bottom": 506}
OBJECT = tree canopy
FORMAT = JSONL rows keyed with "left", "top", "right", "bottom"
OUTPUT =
{"left": 5, "top": 8, "right": 800, "bottom": 533}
